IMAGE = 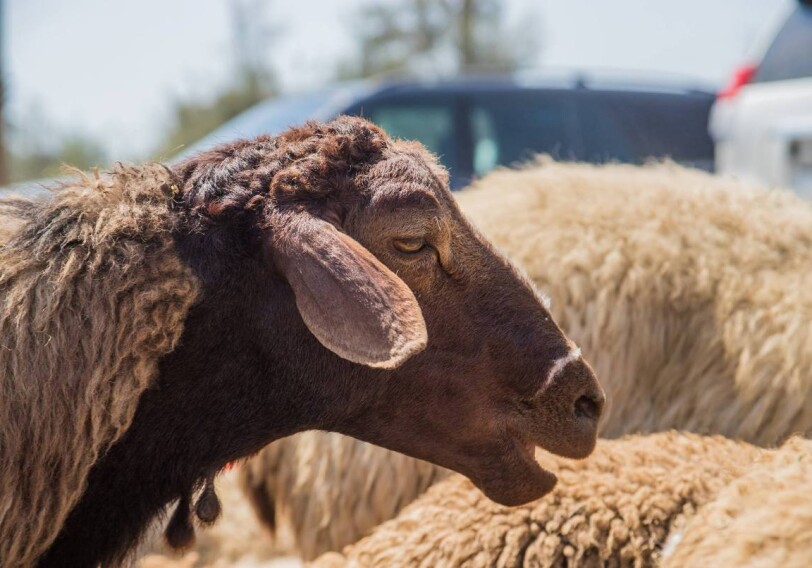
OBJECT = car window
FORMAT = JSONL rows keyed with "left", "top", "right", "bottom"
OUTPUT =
{"left": 754, "top": 5, "right": 812, "bottom": 83}
{"left": 470, "top": 108, "right": 500, "bottom": 177}
{"left": 466, "top": 92, "right": 578, "bottom": 177}
{"left": 573, "top": 92, "right": 714, "bottom": 166}
{"left": 572, "top": 99, "right": 634, "bottom": 163}
{"left": 358, "top": 99, "right": 459, "bottom": 178}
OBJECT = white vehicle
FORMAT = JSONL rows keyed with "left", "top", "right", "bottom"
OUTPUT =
{"left": 711, "top": 0, "right": 812, "bottom": 197}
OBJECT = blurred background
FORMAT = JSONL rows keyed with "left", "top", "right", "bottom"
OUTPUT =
{"left": 2, "top": 0, "right": 808, "bottom": 192}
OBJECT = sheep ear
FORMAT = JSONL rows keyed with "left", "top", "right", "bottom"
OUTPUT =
{"left": 273, "top": 216, "right": 427, "bottom": 369}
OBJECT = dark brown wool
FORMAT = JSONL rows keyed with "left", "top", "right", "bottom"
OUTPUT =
{"left": 0, "top": 166, "right": 199, "bottom": 566}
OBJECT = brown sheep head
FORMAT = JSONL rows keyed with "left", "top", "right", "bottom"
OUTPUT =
{"left": 173, "top": 116, "right": 605, "bottom": 508}
{"left": 44, "top": 117, "right": 607, "bottom": 566}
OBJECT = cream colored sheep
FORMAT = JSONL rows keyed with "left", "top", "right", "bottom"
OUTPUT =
{"left": 241, "top": 160, "right": 812, "bottom": 559}
{"left": 310, "top": 432, "right": 781, "bottom": 567}
{"left": 239, "top": 431, "right": 452, "bottom": 560}
{"left": 662, "top": 437, "right": 812, "bottom": 568}
{"left": 466, "top": 159, "right": 812, "bottom": 442}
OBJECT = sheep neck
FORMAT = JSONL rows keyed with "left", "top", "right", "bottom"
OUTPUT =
{"left": 37, "top": 231, "right": 377, "bottom": 567}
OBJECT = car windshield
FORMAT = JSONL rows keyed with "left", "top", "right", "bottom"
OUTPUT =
{"left": 173, "top": 90, "right": 336, "bottom": 160}
{"left": 754, "top": 4, "right": 812, "bottom": 83}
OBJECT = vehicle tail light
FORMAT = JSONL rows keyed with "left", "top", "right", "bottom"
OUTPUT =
{"left": 717, "top": 63, "right": 758, "bottom": 100}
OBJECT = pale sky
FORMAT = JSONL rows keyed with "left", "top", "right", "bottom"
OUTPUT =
{"left": 6, "top": 0, "right": 794, "bottom": 159}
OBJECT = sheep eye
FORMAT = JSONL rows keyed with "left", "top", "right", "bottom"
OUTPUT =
{"left": 393, "top": 238, "right": 426, "bottom": 254}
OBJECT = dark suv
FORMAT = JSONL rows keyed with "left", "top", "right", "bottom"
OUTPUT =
{"left": 180, "top": 74, "right": 716, "bottom": 189}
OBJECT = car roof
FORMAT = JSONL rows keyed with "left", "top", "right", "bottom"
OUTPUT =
{"left": 364, "top": 71, "right": 715, "bottom": 97}
{"left": 170, "top": 71, "right": 715, "bottom": 160}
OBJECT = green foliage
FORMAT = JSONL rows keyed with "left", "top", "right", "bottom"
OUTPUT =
{"left": 151, "top": 0, "right": 278, "bottom": 160}
{"left": 151, "top": 70, "right": 274, "bottom": 160}
{"left": 1, "top": 0, "right": 540, "bottom": 185}
{"left": 2, "top": 0, "right": 279, "bottom": 182}
{"left": 340, "top": 0, "right": 539, "bottom": 79}
{"left": 6, "top": 133, "right": 106, "bottom": 184}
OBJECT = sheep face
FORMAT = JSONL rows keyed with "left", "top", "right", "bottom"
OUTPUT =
{"left": 233, "top": 118, "right": 601, "bottom": 507}
{"left": 325, "top": 151, "right": 604, "bottom": 506}
{"left": 172, "top": 117, "right": 603, "bottom": 507}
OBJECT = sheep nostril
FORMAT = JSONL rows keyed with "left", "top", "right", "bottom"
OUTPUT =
{"left": 574, "top": 394, "right": 601, "bottom": 422}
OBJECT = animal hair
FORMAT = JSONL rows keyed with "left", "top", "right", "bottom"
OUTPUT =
{"left": 662, "top": 437, "right": 812, "bottom": 567}
{"left": 0, "top": 165, "right": 200, "bottom": 566}
{"left": 239, "top": 431, "right": 452, "bottom": 558}
{"left": 312, "top": 432, "right": 763, "bottom": 567}
{"left": 175, "top": 119, "right": 414, "bottom": 224}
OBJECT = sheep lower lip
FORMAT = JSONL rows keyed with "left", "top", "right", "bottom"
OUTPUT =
{"left": 504, "top": 431, "right": 558, "bottom": 501}
{"left": 462, "top": 426, "right": 558, "bottom": 506}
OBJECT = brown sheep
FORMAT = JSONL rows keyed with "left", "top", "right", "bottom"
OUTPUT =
{"left": 0, "top": 118, "right": 603, "bottom": 567}
{"left": 311, "top": 432, "right": 772, "bottom": 567}
{"left": 240, "top": 159, "right": 812, "bottom": 559}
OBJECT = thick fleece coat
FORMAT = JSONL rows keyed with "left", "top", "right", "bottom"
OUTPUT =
{"left": 0, "top": 166, "right": 200, "bottom": 566}
{"left": 240, "top": 160, "right": 812, "bottom": 559}
{"left": 662, "top": 437, "right": 812, "bottom": 568}
{"left": 312, "top": 432, "right": 769, "bottom": 567}
{"left": 240, "top": 431, "right": 452, "bottom": 558}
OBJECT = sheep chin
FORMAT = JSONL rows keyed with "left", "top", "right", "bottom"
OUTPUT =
{"left": 472, "top": 432, "right": 558, "bottom": 507}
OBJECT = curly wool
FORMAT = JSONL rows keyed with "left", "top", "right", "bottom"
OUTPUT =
{"left": 239, "top": 160, "right": 812, "bottom": 559}
{"left": 240, "top": 431, "right": 452, "bottom": 559}
{"left": 312, "top": 432, "right": 766, "bottom": 568}
{"left": 0, "top": 165, "right": 200, "bottom": 566}
{"left": 662, "top": 437, "right": 812, "bottom": 568}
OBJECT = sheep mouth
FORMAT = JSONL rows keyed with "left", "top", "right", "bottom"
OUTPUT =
{"left": 471, "top": 428, "right": 558, "bottom": 507}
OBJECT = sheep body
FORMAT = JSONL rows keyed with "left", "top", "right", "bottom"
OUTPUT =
{"left": 243, "top": 160, "right": 812, "bottom": 559}
{"left": 662, "top": 437, "right": 812, "bottom": 568}
{"left": 0, "top": 166, "right": 200, "bottom": 566}
{"left": 312, "top": 432, "right": 770, "bottom": 567}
